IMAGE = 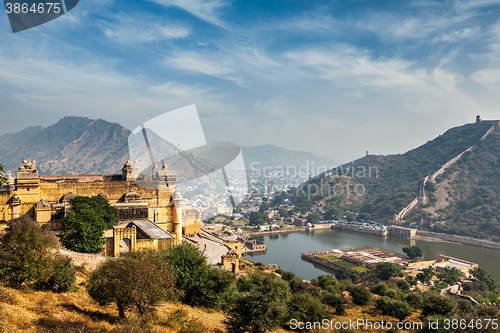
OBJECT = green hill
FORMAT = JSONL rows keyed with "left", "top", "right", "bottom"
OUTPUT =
{"left": 275, "top": 120, "right": 500, "bottom": 241}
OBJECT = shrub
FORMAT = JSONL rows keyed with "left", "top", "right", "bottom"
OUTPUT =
{"left": 289, "top": 279, "right": 322, "bottom": 297}
{"left": 322, "top": 291, "right": 346, "bottom": 315}
{"left": 87, "top": 250, "right": 176, "bottom": 318}
{"left": 288, "top": 293, "right": 331, "bottom": 324}
{"left": 0, "top": 217, "right": 75, "bottom": 292}
{"left": 163, "top": 242, "right": 237, "bottom": 310}
{"left": 40, "top": 255, "right": 76, "bottom": 293}
{"left": 349, "top": 285, "right": 372, "bottom": 305}
{"left": 227, "top": 274, "right": 290, "bottom": 333}
{"left": 313, "top": 275, "right": 338, "bottom": 290}
{"left": 375, "top": 262, "right": 401, "bottom": 280}
{"left": 422, "top": 294, "right": 457, "bottom": 317}
{"left": 375, "top": 297, "right": 412, "bottom": 320}
{"left": 405, "top": 292, "right": 424, "bottom": 308}
{"left": 397, "top": 279, "right": 411, "bottom": 292}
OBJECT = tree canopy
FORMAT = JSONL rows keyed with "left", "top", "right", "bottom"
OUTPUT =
{"left": 0, "top": 217, "right": 75, "bottom": 292}
{"left": 0, "top": 164, "right": 5, "bottom": 186}
{"left": 227, "top": 274, "right": 290, "bottom": 333}
{"left": 68, "top": 196, "right": 119, "bottom": 228}
{"left": 87, "top": 250, "right": 176, "bottom": 318}
{"left": 249, "top": 211, "right": 267, "bottom": 226}
{"left": 58, "top": 196, "right": 118, "bottom": 253}
{"left": 375, "top": 262, "right": 401, "bottom": 280}
{"left": 162, "top": 242, "right": 237, "bottom": 310}
{"left": 402, "top": 245, "right": 424, "bottom": 259}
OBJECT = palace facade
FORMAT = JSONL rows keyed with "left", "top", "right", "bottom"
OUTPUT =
{"left": 0, "top": 159, "right": 201, "bottom": 255}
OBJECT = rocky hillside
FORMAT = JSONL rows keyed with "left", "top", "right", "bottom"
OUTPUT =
{"left": 0, "top": 117, "right": 214, "bottom": 182}
{"left": 293, "top": 120, "right": 500, "bottom": 241}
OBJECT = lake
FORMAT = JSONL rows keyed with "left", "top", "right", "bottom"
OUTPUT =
{"left": 250, "top": 229, "right": 500, "bottom": 281}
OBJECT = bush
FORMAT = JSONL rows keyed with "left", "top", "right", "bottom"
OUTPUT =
{"left": 375, "top": 297, "right": 412, "bottom": 320}
{"left": 405, "top": 292, "right": 424, "bottom": 308}
{"left": 349, "top": 285, "right": 372, "bottom": 305}
{"left": 322, "top": 291, "right": 346, "bottom": 315}
{"left": 40, "top": 255, "right": 76, "bottom": 293}
{"left": 0, "top": 217, "right": 75, "bottom": 292}
{"left": 375, "top": 262, "right": 401, "bottom": 280}
{"left": 334, "top": 267, "right": 359, "bottom": 281}
{"left": 372, "top": 282, "right": 400, "bottom": 298}
{"left": 288, "top": 293, "right": 331, "bottom": 324}
{"left": 164, "top": 242, "right": 236, "bottom": 310}
{"left": 289, "top": 279, "right": 322, "bottom": 297}
{"left": 422, "top": 294, "right": 457, "bottom": 317}
{"left": 227, "top": 274, "right": 290, "bottom": 333}
{"left": 164, "top": 308, "right": 205, "bottom": 333}
{"left": 397, "top": 279, "right": 411, "bottom": 292}
{"left": 87, "top": 250, "right": 176, "bottom": 318}
{"left": 313, "top": 275, "right": 338, "bottom": 291}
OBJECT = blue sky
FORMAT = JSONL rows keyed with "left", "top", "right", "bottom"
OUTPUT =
{"left": 2, "top": 0, "right": 500, "bottom": 162}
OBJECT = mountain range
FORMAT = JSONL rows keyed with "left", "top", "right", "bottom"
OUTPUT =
{"left": 0, "top": 117, "right": 336, "bottom": 178}
{"left": 240, "top": 145, "right": 338, "bottom": 171}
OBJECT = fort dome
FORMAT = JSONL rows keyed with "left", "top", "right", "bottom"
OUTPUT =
{"left": 61, "top": 192, "right": 77, "bottom": 203}
{"left": 124, "top": 191, "right": 141, "bottom": 202}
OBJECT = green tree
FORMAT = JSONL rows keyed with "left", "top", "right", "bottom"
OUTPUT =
{"left": 287, "top": 293, "right": 331, "bottom": 324}
{"left": 58, "top": 207, "right": 108, "bottom": 253}
{"left": 227, "top": 274, "right": 290, "bottom": 333}
{"left": 322, "top": 291, "right": 346, "bottom": 315}
{"left": 0, "top": 217, "right": 75, "bottom": 292}
{"left": 0, "top": 164, "right": 5, "bottom": 186}
{"left": 334, "top": 267, "right": 359, "bottom": 282}
{"left": 249, "top": 211, "right": 267, "bottom": 226}
{"left": 437, "top": 267, "right": 463, "bottom": 285}
{"left": 69, "top": 196, "right": 119, "bottom": 228}
{"left": 163, "top": 242, "right": 236, "bottom": 310}
{"left": 422, "top": 294, "right": 457, "bottom": 317}
{"left": 397, "top": 279, "right": 411, "bottom": 292}
{"left": 424, "top": 181, "right": 436, "bottom": 193}
{"left": 402, "top": 245, "right": 424, "bottom": 259}
{"left": 87, "top": 250, "right": 176, "bottom": 318}
{"left": 349, "top": 285, "right": 372, "bottom": 305}
{"left": 416, "top": 267, "right": 435, "bottom": 284}
{"left": 469, "top": 267, "right": 497, "bottom": 291}
{"left": 375, "top": 297, "right": 412, "bottom": 320}
{"left": 375, "top": 262, "right": 401, "bottom": 280}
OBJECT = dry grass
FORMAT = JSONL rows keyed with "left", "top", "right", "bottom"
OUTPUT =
{"left": 0, "top": 267, "right": 423, "bottom": 333}
{"left": 0, "top": 272, "right": 226, "bottom": 333}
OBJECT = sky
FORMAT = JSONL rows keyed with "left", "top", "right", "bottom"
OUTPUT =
{"left": 1, "top": 0, "right": 500, "bottom": 163}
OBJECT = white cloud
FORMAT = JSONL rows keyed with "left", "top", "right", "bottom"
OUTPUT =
{"left": 100, "top": 15, "right": 190, "bottom": 44}
{"left": 284, "top": 46, "right": 432, "bottom": 90}
{"left": 149, "top": 0, "right": 229, "bottom": 28}
{"left": 165, "top": 51, "right": 236, "bottom": 77}
{"left": 150, "top": 82, "right": 217, "bottom": 99}
{"left": 471, "top": 68, "right": 500, "bottom": 85}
